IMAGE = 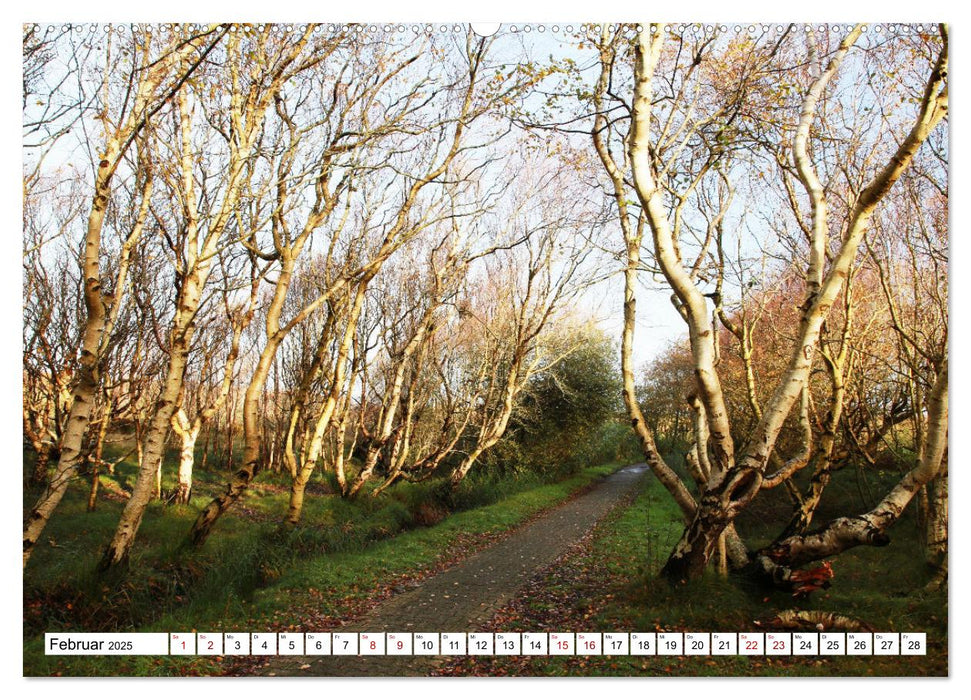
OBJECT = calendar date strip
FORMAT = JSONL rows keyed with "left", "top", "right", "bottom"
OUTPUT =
{"left": 45, "top": 631, "right": 927, "bottom": 656}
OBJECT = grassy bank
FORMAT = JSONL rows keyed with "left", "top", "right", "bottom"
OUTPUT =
{"left": 24, "top": 460, "right": 624, "bottom": 676}
{"left": 440, "top": 467, "right": 947, "bottom": 677}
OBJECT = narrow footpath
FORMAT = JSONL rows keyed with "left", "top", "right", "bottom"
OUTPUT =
{"left": 269, "top": 463, "right": 647, "bottom": 676}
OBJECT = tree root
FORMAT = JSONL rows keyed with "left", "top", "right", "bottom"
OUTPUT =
{"left": 755, "top": 609, "right": 874, "bottom": 632}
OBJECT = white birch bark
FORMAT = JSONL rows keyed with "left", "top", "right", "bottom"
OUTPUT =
{"left": 23, "top": 26, "right": 225, "bottom": 568}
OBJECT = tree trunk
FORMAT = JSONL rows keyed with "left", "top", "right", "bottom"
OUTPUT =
{"left": 760, "top": 360, "right": 946, "bottom": 575}
{"left": 660, "top": 460, "right": 765, "bottom": 582}
{"left": 656, "top": 25, "right": 948, "bottom": 582}
{"left": 200, "top": 422, "right": 211, "bottom": 472}
{"left": 448, "top": 445, "right": 489, "bottom": 488}
{"left": 590, "top": 33, "right": 697, "bottom": 521}
{"left": 23, "top": 25, "right": 223, "bottom": 568}
{"left": 23, "top": 157, "right": 113, "bottom": 567}
{"left": 660, "top": 494, "right": 736, "bottom": 582}
{"left": 99, "top": 271, "right": 204, "bottom": 570}
{"left": 290, "top": 285, "right": 366, "bottom": 517}
{"left": 86, "top": 399, "right": 112, "bottom": 512}
{"left": 174, "top": 426, "right": 199, "bottom": 505}
{"left": 190, "top": 334, "right": 281, "bottom": 546}
{"left": 447, "top": 357, "right": 522, "bottom": 489}
{"left": 348, "top": 310, "right": 434, "bottom": 498}
{"left": 225, "top": 412, "right": 235, "bottom": 473}
{"left": 924, "top": 460, "right": 947, "bottom": 588}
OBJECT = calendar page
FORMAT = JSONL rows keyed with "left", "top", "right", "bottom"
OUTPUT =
{"left": 20, "top": 2, "right": 951, "bottom": 686}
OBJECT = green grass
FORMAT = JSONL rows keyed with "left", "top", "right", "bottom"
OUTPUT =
{"left": 24, "top": 458, "right": 623, "bottom": 676}
{"left": 479, "top": 468, "right": 947, "bottom": 677}
{"left": 25, "top": 451, "right": 945, "bottom": 678}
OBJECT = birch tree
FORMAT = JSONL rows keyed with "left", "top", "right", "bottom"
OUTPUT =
{"left": 24, "top": 25, "right": 227, "bottom": 567}
{"left": 169, "top": 258, "right": 260, "bottom": 504}
{"left": 585, "top": 24, "right": 947, "bottom": 583}
{"left": 189, "top": 29, "right": 534, "bottom": 543}
{"left": 97, "top": 26, "right": 318, "bottom": 570}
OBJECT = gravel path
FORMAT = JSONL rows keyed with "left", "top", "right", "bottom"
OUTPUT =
{"left": 269, "top": 464, "right": 647, "bottom": 677}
